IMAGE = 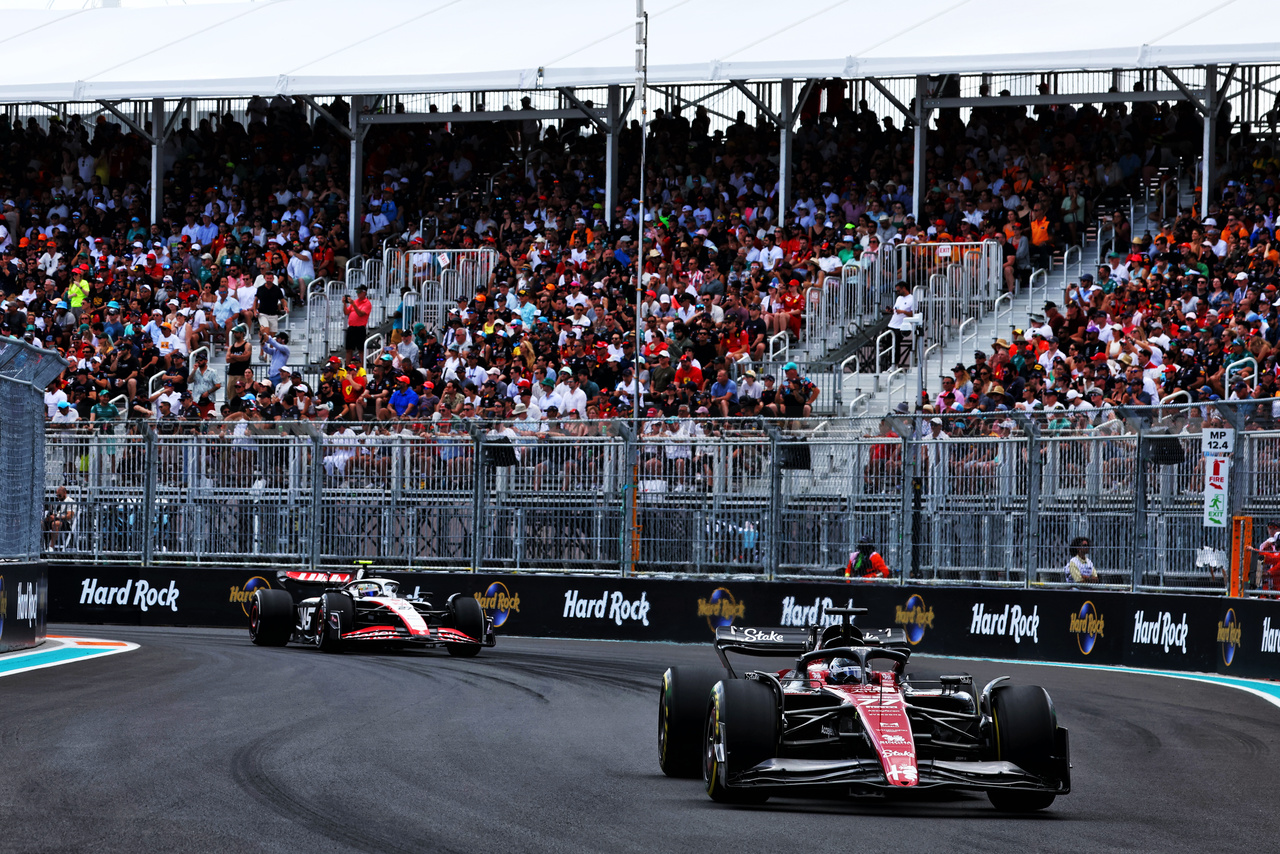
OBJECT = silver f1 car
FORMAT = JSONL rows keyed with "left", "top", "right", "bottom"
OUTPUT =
{"left": 659, "top": 608, "right": 1070, "bottom": 811}
{"left": 249, "top": 571, "right": 494, "bottom": 656}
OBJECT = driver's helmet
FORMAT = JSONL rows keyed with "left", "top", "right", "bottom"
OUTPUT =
{"left": 828, "top": 657, "right": 863, "bottom": 685}
{"left": 353, "top": 581, "right": 381, "bottom": 598}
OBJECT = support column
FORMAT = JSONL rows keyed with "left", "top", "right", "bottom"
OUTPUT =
{"left": 349, "top": 94, "right": 364, "bottom": 258}
{"left": 778, "top": 78, "right": 793, "bottom": 229}
{"left": 150, "top": 97, "right": 164, "bottom": 227}
{"left": 1201, "top": 64, "right": 1217, "bottom": 219}
{"left": 912, "top": 76, "right": 928, "bottom": 225}
{"left": 604, "top": 84, "right": 621, "bottom": 226}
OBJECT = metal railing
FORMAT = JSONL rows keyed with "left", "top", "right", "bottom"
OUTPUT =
{"left": 37, "top": 403, "right": 1280, "bottom": 594}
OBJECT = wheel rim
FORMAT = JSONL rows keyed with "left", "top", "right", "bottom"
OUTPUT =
{"left": 249, "top": 602, "right": 259, "bottom": 637}
{"left": 658, "top": 676, "right": 670, "bottom": 762}
{"left": 703, "top": 714, "right": 718, "bottom": 787}
{"left": 314, "top": 603, "right": 325, "bottom": 647}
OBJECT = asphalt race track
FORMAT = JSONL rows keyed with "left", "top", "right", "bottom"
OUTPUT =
{"left": 1, "top": 626, "right": 1276, "bottom": 853}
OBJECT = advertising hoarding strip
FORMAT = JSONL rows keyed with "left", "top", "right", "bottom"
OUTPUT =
{"left": 43, "top": 564, "right": 1280, "bottom": 680}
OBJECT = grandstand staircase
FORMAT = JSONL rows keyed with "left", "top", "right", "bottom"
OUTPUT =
{"left": 826, "top": 185, "right": 1173, "bottom": 420}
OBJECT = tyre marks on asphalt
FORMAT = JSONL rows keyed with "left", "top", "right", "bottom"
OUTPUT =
{"left": 231, "top": 733, "right": 457, "bottom": 854}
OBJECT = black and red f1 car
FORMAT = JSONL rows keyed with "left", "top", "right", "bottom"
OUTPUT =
{"left": 249, "top": 570, "right": 494, "bottom": 656}
{"left": 659, "top": 609, "right": 1070, "bottom": 811}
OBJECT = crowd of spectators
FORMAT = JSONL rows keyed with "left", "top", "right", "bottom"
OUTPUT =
{"left": 909, "top": 195, "right": 1280, "bottom": 441}
{"left": 11, "top": 83, "right": 1273, "bottom": 439}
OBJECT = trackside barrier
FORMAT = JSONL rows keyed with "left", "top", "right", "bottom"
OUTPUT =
{"left": 43, "top": 568, "right": 1280, "bottom": 679}
{"left": 1, "top": 562, "right": 45, "bottom": 652}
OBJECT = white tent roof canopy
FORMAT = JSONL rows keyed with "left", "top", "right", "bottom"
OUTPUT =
{"left": 0, "top": 0, "right": 1274, "bottom": 102}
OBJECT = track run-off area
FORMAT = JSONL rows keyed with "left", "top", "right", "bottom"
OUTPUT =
{"left": 0, "top": 626, "right": 1276, "bottom": 853}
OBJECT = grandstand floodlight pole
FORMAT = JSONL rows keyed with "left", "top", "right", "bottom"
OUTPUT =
{"left": 627, "top": 0, "right": 648, "bottom": 578}
{"left": 1201, "top": 64, "right": 1217, "bottom": 219}
{"left": 633, "top": 0, "right": 647, "bottom": 424}
{"left": 150, "top": 97, "right": 163, "bottom": 227}
{"left": 349, "top": 94, "right": 364, "bottom": 259}
{"left": 912, "top": 76, "right": 928, "bottom": 225}
{"left": 779, "top": 78, "right": 793, "bottom": 226}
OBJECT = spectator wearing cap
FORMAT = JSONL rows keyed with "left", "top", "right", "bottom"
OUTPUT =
{"left": 384, "top": 374, "right": 418, "bottom": 419}
{"left": 935, "top": 375, "right": 963, "bottom": 412}
{"left": 650, "top": 350, "right": 676, "bottom": 394}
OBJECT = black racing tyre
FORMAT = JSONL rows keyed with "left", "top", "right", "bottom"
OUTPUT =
{"left": 314, "top": 592, "right": 353, "bottom": 653}
{"left": 658, "top": 666, "right": 723, "bottom": 778}
{"left": 704, "top": 679, "right": 777, "bottom": 805}
{"left": 446, "top": 595, "right": 484, "bottom": 657}
{"left": 988, "top": 684, "right": 1058, "bottom": 812}
{"left": 249, "top": 589, "right": 294, "bottom": 646}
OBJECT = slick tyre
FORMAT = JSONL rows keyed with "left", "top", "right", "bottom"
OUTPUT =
{"left": 249, "top": 589, "right": 294, "bottom": 646}
{"left": 446, "top": 595, "right": 484, "bottom": 657}
{"left": 988, "top": 684, "right": 1058, "bottom": 812}
{"left": 704, "top": 679, "right": 777, "bottom": 805}
{"left": 658, "top": 666, "right": 723, "bottom": 778}
{"left": 314, "top": 592, "right": 353, "bottom": 653}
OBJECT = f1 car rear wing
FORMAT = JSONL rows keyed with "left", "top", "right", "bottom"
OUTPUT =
{"left": 277, "top": 570, "right": 355, "bottom": 586}
{"left": 714, "top": 625, "right": 812, "bottom": 655}
{"left": 714, "top": 626, "right": 812, "bottom": 674}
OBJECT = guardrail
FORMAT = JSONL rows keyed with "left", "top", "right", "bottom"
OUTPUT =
{"left": 363, "top": 332, "right": 385, "bottom": 369}
{"left": 874, "top": 330, "right": 895, "bottom": 389}
{"left": 1227, "top": 356, "right": 1259, "bottom": 391}
{"left": 1028, "top": 268, "right": 1049, "bottom": 312}
{"left": 1063, "top": 244, "right": 1082, "bottom": 285}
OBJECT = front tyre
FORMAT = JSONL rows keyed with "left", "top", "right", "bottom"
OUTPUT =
{"left": 988, "top": 684, "right": 1059, "bottom": 812}
{"left": 249, "top": 589, "right": 294, "bottom": 646}
{"left": 704, "top": 679, "right": 777, "bottom": 804}
{"left": 446, "top": 595, "right": 484, "bottom": 657}
{"left": 314, "top": 592, "right": 353, "bottom": 653}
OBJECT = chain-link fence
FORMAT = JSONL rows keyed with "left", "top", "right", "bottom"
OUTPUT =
{"left": 39, "top": 401, "right": 1280, "bottom": 593}
{"left": 1, "top": 340, "right": 68, "bottom": 560}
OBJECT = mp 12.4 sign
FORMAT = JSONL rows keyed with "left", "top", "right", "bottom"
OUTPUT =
{"left": 1202, "top": 428, "right": 1233, "bottom": 529}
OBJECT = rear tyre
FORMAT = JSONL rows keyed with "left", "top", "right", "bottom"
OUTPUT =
{"left": 314, "top": 592, "right": 353, "bottom": 653}
{"left": 658, "top": 666, "right": 723, "bottom": 778}
{"left": 704, "top": 679, "right": 777, "bottom": 804}
{"left": 988, "top": 684, "right": 1058, "bottom": 812}
{"left": 249, "top": 589, "right": 294, "bottom": 646}
{"left": 446, "top": 595, "right": 484, "bottom": 657}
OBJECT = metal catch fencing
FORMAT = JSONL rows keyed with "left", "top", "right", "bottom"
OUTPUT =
{"left": 38, "top": 402, "right": 1280, "bottom": 594}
